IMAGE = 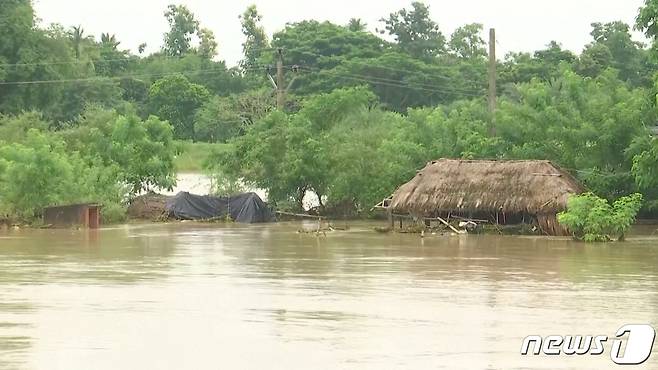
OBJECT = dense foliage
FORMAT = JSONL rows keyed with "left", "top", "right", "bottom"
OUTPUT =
{"left": 3, "top": 0, "right": 658, "bottom": 221}
{"left": 0, "top": 109, "right": 175, "bottom": 222}
{"left": 558, "top": 193, "right": 643, "bottom": 242}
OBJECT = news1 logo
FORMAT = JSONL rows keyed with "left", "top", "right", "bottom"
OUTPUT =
{"left": 521, "top": 324, "right": 656, "bottom": 365}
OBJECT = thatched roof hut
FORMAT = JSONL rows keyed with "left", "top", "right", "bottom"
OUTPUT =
{"left": 389, "top": 159, "right": 584, "bottom": 235}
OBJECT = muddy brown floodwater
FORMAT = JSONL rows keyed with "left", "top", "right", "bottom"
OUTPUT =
{"left": 0, "top": 222, "right": 657, "bottom": 369}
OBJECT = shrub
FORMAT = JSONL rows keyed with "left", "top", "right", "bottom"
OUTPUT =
{"left": 63, "top": 108, "right": 177, "bottom": 196}
{"left": 0, "top": 130, "right": 128, "bottom": 222}
{"left": 557, "top": 192, "right": 643, "bottom": 242}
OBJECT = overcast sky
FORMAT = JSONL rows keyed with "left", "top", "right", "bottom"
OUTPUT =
{"left": 33, "top": 0, "right": 648, "bottom": 67}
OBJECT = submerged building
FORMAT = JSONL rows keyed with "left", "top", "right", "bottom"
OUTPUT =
{"left": 43, "top": 203, "right": 102, "bottom": 229}
{"left": 387, "top": 159, "right": 584, "bottom": 236}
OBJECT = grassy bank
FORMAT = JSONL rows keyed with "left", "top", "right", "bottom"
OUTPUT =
{"left": 174, "top": 141, "right": 226, "bottom": 173}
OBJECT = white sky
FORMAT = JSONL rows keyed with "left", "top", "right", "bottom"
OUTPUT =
{"left": 33, "top": 0, "right": 648, "bottom": 67}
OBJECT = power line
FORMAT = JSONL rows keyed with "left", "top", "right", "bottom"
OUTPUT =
{"left": 0, "top": 46, "right": 280, "bottom": 68}
{"left": 304, "top": 66, "right": 484, "bottom": 96}
{"left": 0, "top": 57, "right": 269, "bottom": 69}
{"left": 282, "top": 49, "right": 486, "bottom": 89}
{"left": 337, "top": 59, "right": 482, "bottom": 84}
{"left": 0, "top": 57, "right": 485, "bottom": 97}
{"left": 298, "top": 66, "right": 484, "bottom": 97}
{"left": 294, "top": 49, "right": 480, "bottom": 73}
{"left": 0, "top": 65, "right": 274, "bottom": 86}
{"left": 1, "top": 57, "right": 141, "bottom": 68}
{"left": 0, "top": 54, "right": 196, "bottom": 68}
{"left": 317, "top": 65, "right": 485, "bottom": 94}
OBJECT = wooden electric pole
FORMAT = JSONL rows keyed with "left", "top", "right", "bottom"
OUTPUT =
{"left": 488, "top": 28, "right": 497, "bottom": 137}
{"left": 276, "top": 48, "right": 285, "bottom": 110}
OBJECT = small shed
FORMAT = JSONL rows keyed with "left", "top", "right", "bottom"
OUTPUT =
{"left": 387, "top": 159, "right": 584, "bottom": 236}
{"left": 43, "top": 203, "right": 102, "bottom": 229}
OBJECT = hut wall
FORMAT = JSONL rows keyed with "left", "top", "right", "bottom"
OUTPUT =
{"left": 536, "top": 214, "right": 569, "bottom": 236}
{"left": 43, "top": 204, "right": 101, "bottom": 229}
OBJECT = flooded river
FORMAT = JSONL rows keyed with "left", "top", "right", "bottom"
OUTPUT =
{"left": 0, "top": 222, "right": 657, "bottom": 369}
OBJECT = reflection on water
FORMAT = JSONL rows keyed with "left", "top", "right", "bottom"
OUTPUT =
{"left": 0, "top": 222, "right": 657, "bottom": 369}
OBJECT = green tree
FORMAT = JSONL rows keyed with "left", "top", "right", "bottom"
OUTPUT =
{"left": 229, "top": 89, "right": 276, "bottom": 125}
{"left": 636, "top": 0, "right": 658, "bottom": 41}
{"left": 163, "top": 4, "right": 199, "bottom": 56}
{"left": 272, "top": 20, "right": 389, "bottom": 70}
{"left": 308, "top": 52, "right": 482, "bottom": 112}
{"left": 325, "top": 109, "right": 425, "bottom": 212}
{"left": 239, "top": 5, "right": 269, "bottom": 69}
{"left": 51, "top": 78, "right": 125, "bottom": 124}
{"left": 347, "top": 18, "right": 367, "bottom": 32}
{"left": 500, "top": 42, "right": 575, "bottom": 84}
{"left": 194, "top": 89, "right": 274, "bottom": 143}
{"left": 577, "top": 22, "right": 647, "bottom": 85}
{"left": 69, "top": 25, "right": 90, "bottom": 59}
{"left": 497, "top": 68, "right": 650, "bottom": 198}
{"left": 209, "top": 87, "right": 386, "bottom": 210}
{"left": 574, "top": 42, "right": 614, "bottom": 78}
{"left": 0, "top": 3, "right": 81, "bottom": 119}
{"left": 95, "top": 33, "right": 131, "bottom": 76}
{"left": 136, "top": 54, "right": 245, "bottom": 97}
{"left": 0, "top": 0, "right": 35, "bottom": 61}
{"left": 558, "top": 193, "right": 643, "bottom": 242}
{"left": 62, "top": 107, "right": 177, "bottom": 196}
{"left": 194, "top": 96, "right": 243, "bottom": 142}
{"left": 108, "top": 114, "right": 177, "bottom": 194}
{"left": 0, "top": 112, "right": 49, "bottom": 144}
{"left": 449, "top": 23, "right": 486, "bottom": 59}
{"left": 0, "top": 129, "right": 127, "bottom": 222}
{"left": 147, "top": 74, "right": 210, "bottom": 139}
{"left": 0, "top": 130, "right": 78, "bottom": 219}
{"left": 100, "top": 33, "right": 119, "bottom": 48}
{"left": 379, "top": 2, "right": 446, "bottom": 59}
{"left": 197, "top": 27, "right": 218, "bottom": 59}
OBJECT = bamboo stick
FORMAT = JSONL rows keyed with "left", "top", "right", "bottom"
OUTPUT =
{"left": 276, "top": 211, "right": 325, "bottom": 220}
{"left": 436, "top": 216, "right": 465, "bottom": 234}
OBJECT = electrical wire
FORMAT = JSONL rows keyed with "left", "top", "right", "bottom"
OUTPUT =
{"left": 308, "top": 63, "right": 484, "bottom": 92}
{"left": 295, "top": 48, "right": 482, "bottom": 73}
{"left": 0, "top": 65, "right": 277, "bottom": 86}
{"left": 283, "top": 49, "right": 487, "bottom": 89}
{"left": 0, "top": 54, "right": 484, "bottom": 98}
{"left": 297, "top": 65, "right": 485, "bottom": 97}
{"left": 334, "top": 58, "right": 484, "bottom": 84}
{"left": 0, "top": 46, "right": 279, "bottom": 68}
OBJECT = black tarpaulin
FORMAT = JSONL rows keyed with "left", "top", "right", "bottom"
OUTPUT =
{"left": 165, "top": 192, "right": 273, "bottom": 223}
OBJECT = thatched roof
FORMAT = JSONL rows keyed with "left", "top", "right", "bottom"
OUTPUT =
{"left": 390, "top": 159, "right": 584, "bottom": 216}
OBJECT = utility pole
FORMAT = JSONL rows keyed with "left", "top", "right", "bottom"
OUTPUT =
{"left": 267, "top": 48, "right": 296, "bottom": 110}
{"left": 276, "top": 48, "right": 285, "bottom": 110}
{"left": 488, "top": 28, "right": 497, "bottom": 137}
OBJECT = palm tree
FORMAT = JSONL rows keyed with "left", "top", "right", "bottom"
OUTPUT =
{"left": 70, "top": 25, "right": 85, "bottom": 59}
{"left": 100, "top": 33, "right": 120, "bottom": 49}
{"left": 347, "top": 18, "right": 367, "bottom": 32}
